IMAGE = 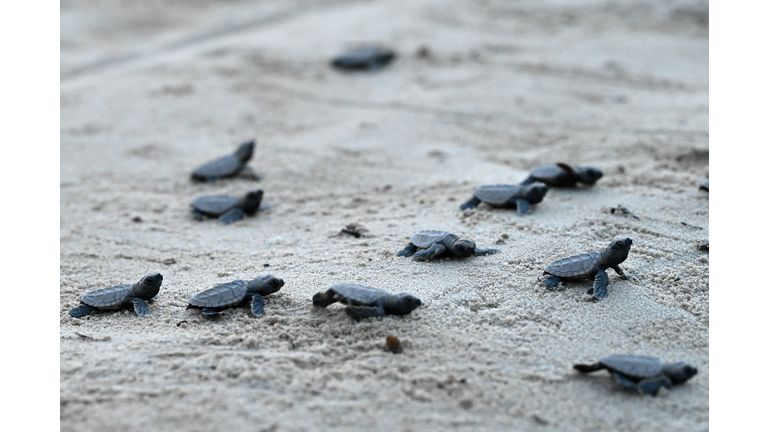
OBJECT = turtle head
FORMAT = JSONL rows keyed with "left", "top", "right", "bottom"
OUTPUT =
{"left": 241, "top": 190, "right": 264, "bottom": 215}
{"left": 662, "top": 361, "right": 698, "bottom": 384}
{"left": 451, "top": 239, "right": 476, "bottom": 257}
{"left": 235, "top": 140, "right": 255, "bottom": 162}
{"left": 577, "top": 166, "right": 603, "bottom": 185}
{"left": 137, "top": 273, "right": 163, "bottom": 297}
{"left": 252, "top": 275, "right": 284, "bottom": 295}
{"left": 524, "top": 182, "right": 549, "bottom": 204}
{"left": 392, "top": 293, "right": 422, "bottom": 314}
{"left": 605, "top": 238, "right": 632, "bottom": 263}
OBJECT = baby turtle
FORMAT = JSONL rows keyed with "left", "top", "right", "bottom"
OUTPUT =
{"left": 541, "top": 238, "right": 633, "bottom": 299}
{"left": 313, "top": 283, "right": 422, "bottom": 319}
{"left": 574, "top": 355, "right": 698, "bottom": 395}
{"left": 459, "top": 183, "right": 549, "bottom": 215}
{"left": 520, "top": 163, "right": 603, "bottom": 187}
{"left": 699, "top": 179, "right": 709, "bottom": 192}
{"left": 191, "top": 140, "right": 259, "bottom": 181}
{"left": 331, "top": 46, "right": 396, "bottom": 71}
{"left": 69, "top": 273, "right": 163, "bottom": 318}
{"left": 398, "top": 230, "right": 499, "bottom": 260}
{"left": 191, "top": 190, "right": 264, "bottom": 224}
{"left": 186, "top": 275, "right": 284, "bottom": 316}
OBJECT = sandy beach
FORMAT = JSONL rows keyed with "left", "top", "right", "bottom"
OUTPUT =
{"left": 60, "top": 1, "right": 709, "bottom": 430}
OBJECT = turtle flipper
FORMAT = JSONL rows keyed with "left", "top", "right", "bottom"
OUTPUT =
{"left": 129, "top": 298, "right": 150, "bottom": 316}
{"left": 591, "top": 269, "right": 609, "bottom": 299}
{"left": 573, "top": 362, "right": 605, "bottom": 373}
{"left": 397, "top": 243, "right": 418, "bottom": 257}
{"left": 611, "top": 371, "right": 639, "bottom": 388}
{"left": 241, "top": 166, "right": 262, "bottom": 181}
{"left": 218, "top": 208, "right": 245, "bottom": 224}
{"left": 459, "top": 197, "right": 481, "bottom": 210}
{"left": 191, "top": 209, "right": 207, "bottom": 220}
{"left": 515, "top": 199, "right": 531, "bottom": 215}
{"left": 612, "top": 265, "right": 637, "bottom": 280}
{"left": 345, "top": 304, "right": 385, "bottom": 319}
{"left": 413, "top": 244, "right": 446, "bottom": 260}
{"left": 474, "top": 248, "right": 500, "bottom": 256}
{"left": 202, "top": 308, "right": 221, "bottom": 316}
{"left": 250, "top": 293, "right": 265, "bottom": 316}
{"left": 556, "top": 162, "right": 579, "bottom": 180}
{"left": 637, "top": 376, "right": 672, "bottom": 396}
{"left": 519, "top": 176, "right": 535, "bottom": 186}
{"left": 542, "top": 275, "right": 560, "bottom": 289}
{"left": 69, "top": 304, "right": 95, "bottom": 318}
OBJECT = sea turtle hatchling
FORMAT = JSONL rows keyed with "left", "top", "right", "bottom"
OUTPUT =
{"left": 459, "top": 183, "right": 549, "bottom": 215}
{"left": 69, "top": 273, "right": 163, "bottom": 318}
{"left": 191, "top": 140, "right": 259, "bottom": 181}
{"left": 191, "top": 190, "right": 264, "bottom": 224}
{"left": 520, "top": 163, "right": 603, "bottom": 187}
{"left": 186, "top": 275, "right": 285, "bottom": 316}
{"left": 541, "top": 238, "right": 633, "bottom": 299}
{"left": 397, "top": 230, "right": 499, "bottom": 260}
{"left": 574, "top": 355, "right": 698, "bottom": 395}
{"left": 699, "top": 179, "right": 709, "bottom": 192}
{"left": 331, "top": 46, "right": 396, "bottom": 71}
{"left": 313, "top": 283, "right": 422, "bottom": 319}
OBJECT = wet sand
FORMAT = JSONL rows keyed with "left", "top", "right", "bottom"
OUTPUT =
{"left": 60, "top": 1, "right": 709, "bottom": 430}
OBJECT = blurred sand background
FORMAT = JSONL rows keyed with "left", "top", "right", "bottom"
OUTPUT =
{"left": 60, "top": 0, "right": 709, "bottom": 430}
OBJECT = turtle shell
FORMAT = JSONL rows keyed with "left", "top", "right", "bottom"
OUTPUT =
{"left": 82, "top": 284, "right": 132, "bottom": 308}
{"left": 193, "top": 155, "right": 242, "bottom": 179}
{"left": 410, "top": 230, "right": 451, "bottom": 248}
{"left": 331, "top": 283, "right": 387, "bottom": 306}
{"left": 191, "top": 195, "right": 239, "bottom": 216}
{"left": 529, "top": 164, "right": 571, "bottom": 183}
{"left": 188, "top": 280, "right": 250, "bottom": 309}
{"left": 473, "top": 184, "right": 522, "bottom": 205}
{"left": 599, "top": 355, "right": 663, "bottom": 379}
{"left": 545, "top": 252, "right": 601, "bottom": 278}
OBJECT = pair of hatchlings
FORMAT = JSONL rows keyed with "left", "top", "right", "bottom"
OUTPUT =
{"left": 458, "top": 163, "right": 603, "bottom": 215}
{"left": 398, "top": 230, "right": 632, "bottom": 300}
{"left": 189, "top": 141, "right": 267, "bottom": 224}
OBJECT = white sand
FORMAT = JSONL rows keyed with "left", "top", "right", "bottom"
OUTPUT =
{"left": 60, "top": 0, "right": 709, "bottom": 430}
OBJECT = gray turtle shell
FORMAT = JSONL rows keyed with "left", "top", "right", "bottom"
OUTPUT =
{"left": 473, "top": 184, "right": 527, "bottom": 205}
{"left": 545, "top": 252, "right": 601, "bottom": 278}
{"left": 330, "top": 283, "right": 388, "bottom": 305}
{"left": 188, "top": 280, "right": 252, "bottom": 309}
{"left": 191, "top": 195, "right": 239, "bottom": 216}
{"left": 410, "top": 230, "right": 453, "bottom": 248}
{"left": 81, "top": 284, "right": 134, "bottom": 308}
{"left": 192, "top": 140, "right": 254, "bottom": 179}
{"left": 598, "top": 355, "right": 664, "bottom": 379}
{"left": 529, "top": 164, "right": 573, "bottom": 183}
{"left": 193, "top": 156, "right": 242, "bottom": 178}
